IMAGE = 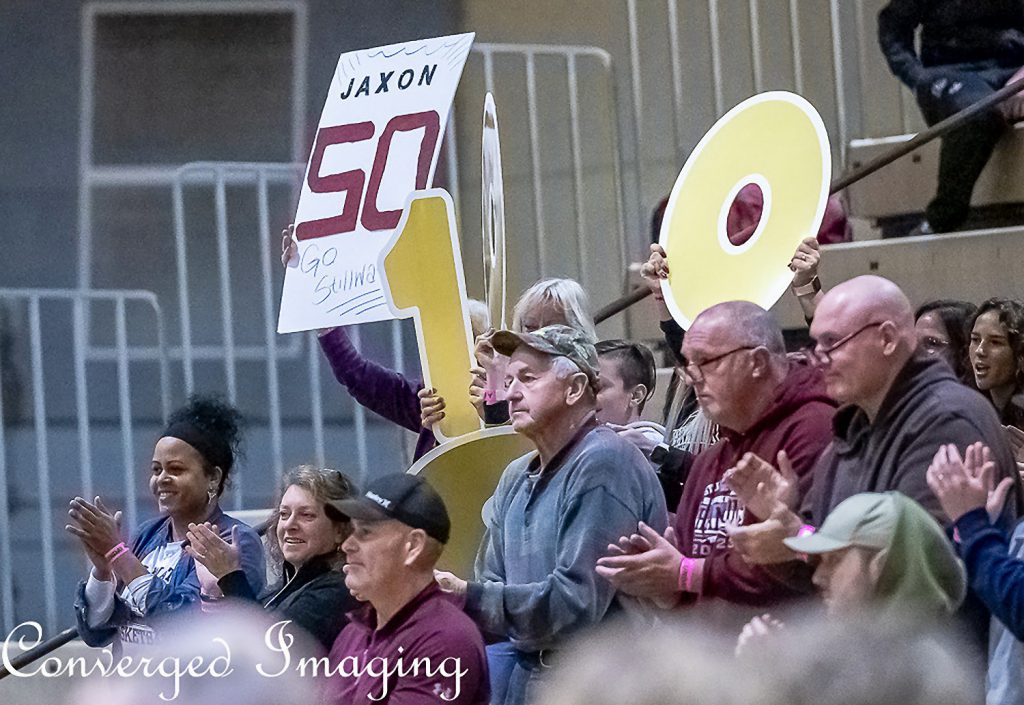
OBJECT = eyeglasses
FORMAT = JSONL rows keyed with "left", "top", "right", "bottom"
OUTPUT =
{"left": 919, "top": 335, "right": 951, "bottom": 356}
{"left": 811, "top": 321, "right": 886, "bottom": 365}
{"left": 680, "top": 345, "right": 758, "bottom": 383}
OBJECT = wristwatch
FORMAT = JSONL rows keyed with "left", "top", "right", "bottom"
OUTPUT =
{"left": 791, "top": 276, "right": 821, "bottom": 297}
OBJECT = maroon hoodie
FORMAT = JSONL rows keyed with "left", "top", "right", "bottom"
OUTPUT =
{"left": 673, "top": 358, "right": 835, "bottom": 606}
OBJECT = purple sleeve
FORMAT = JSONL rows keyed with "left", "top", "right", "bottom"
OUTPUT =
{"left": 318, "top": 327, "right": 424, "bottom": 434}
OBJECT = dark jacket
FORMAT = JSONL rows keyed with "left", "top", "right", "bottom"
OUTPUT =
{"left": 674, "top": 359, "right": 835, "bottom": 605}
{"left": 879, "top": 0, "right": 1024, "bottom": 88}
{"left": 804, "top": 355, "right": 1022, "bottom": 526}
{"left": 318, "top": 327, "right": 435, "bottom": 460}
{"left": 219, "top": 553, "right": 357, "bottom": 649}
{"left": 74, "top": 508, "right": 265, "bottom": 647}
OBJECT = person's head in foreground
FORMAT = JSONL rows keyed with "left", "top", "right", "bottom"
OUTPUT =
{"left": 809, "top": 276, "right": 918, "bottom": 416}
{"left": 594, "top": 339, "right": 656, "bottom": 425}
{"left": 511, "top": 277, "right": 597, "bottom": 340}
{"left": 73, "top": 605, "right": 320, "bottom": 705}
{"left": 541, "top": 612, "right": 979, "bottom": 705}
{"left": 914, "top": 299, "right": 977, "bottom": 382}
{"left": 334, "top": 472, "right": 449, "bottom": 610}
{"left": 679, "top": 301, "right": 789, "bottom": 433}
{"left": 784, "top": 491, "right": 965, "bottom": 617}
{"left": 266, "top": 465, "right": 356, "bottom": 572}
{"left": 968, "top": 297, "right": 1024, "bottom": 422}
{"left": 492, "top": 324, "right": 601, "bottom": 441}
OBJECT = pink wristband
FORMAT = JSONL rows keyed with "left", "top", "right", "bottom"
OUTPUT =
{"left": 104, "top": 541, "right": 127, "bottom": 561}
{"left": 677, "top": 557, "right": 697, "bottom": 593}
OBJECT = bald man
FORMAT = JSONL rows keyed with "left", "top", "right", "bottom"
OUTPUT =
{"left": 729, "top": 276, "right": 1020, "bottom": 561}
{"left": 597, "top": 301, "right": 835, "bottom": 608}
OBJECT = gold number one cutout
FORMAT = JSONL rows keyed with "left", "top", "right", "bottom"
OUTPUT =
{"left": 380, "top": 189, "right": 482, "bottom": 442}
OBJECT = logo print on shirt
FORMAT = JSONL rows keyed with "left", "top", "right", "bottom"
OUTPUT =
{"left": 691, "top": 478, "right": 744, "bottom": 556}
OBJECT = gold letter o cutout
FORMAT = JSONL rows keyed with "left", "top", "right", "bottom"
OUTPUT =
{"left": 659, "top": 91, "right": 831, "bottom": 328}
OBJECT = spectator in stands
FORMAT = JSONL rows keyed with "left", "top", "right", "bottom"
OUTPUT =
{"left": 785, "top": 491, "right": 965, "bottom": 617}
{"left": 916, "top": 299, "right": 977, "bottom": 382}
{"left": 928, "top": 441, "right": 1024, "bottom": 704}
{"left": 878, "top": 1, "right": 1024, "bottom": 235}
{"left": 433, "top": 325, "right": 666, "bottom": 705}
{"left": 639, "top": 236, "right": 830, "bottom": 504}
{"left": 737, "top": 491, "right": 964, "bottom": 658}
{"left": 186, "top": 465, "right": 360, "bottom": 649}
{"left": 725, "top": 277, "right": 1020, "bottom": 593}
{"left": 424, "top": 285, "right": 596, "bottom": 705}
{"left": 595, "top": 302, "right": 834, "bottom": 608}
{"left": 283, "top": 225, "right": 488, "bottom": 462}
{"left": 423, "top": 277, "right": 597, "bottom": 430}
{"left": 595, "top": 339, "right": 662, "bottom": 455}
{"left": 969, "top": 298, "right": 1024, "bottom": 428}
{"left": 69, "top": 395, "right": 266, "bottom": 648}
{"left": 325, "top": 473, "right": 489, "bottom": 705}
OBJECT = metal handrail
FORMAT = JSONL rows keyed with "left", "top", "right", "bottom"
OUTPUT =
{"left": 0, "top": 518, "right": 274, "bottom": 680}
{"left": 592, "top": 75, "right": 1024, "bottom": 325}
{"left": 0, "top": 627, "right": 77, "bottom": 680}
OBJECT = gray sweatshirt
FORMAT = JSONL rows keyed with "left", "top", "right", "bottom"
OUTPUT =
{"left": 465, "top": 421, "right": 668, "bottom": 652}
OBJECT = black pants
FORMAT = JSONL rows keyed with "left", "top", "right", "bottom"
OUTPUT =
{"left": 915, "top": 63, "right": 1016, "bottom": 232}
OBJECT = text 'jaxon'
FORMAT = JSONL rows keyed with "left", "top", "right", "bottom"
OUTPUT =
{"left": 340, "top": 65, "right": 438, "bottom": 100}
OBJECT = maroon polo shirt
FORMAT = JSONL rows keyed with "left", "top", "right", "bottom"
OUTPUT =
{"left": 325, "top": 582, "right": 489, "bottom": 705}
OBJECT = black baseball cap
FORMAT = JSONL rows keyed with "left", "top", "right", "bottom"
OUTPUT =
{"left": 330, "top": 473, "right": 450, "bottom": 544}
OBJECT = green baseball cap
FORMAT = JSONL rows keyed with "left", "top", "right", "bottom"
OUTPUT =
{"left": 784, "top": 492, "right": 901, "bottom": 555}
{"left": 491, "top": 324, "right": 600, "bottom": 392}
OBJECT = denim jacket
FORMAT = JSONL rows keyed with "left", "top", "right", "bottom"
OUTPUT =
{"left": 73, "top": 506, "right": 265, "bottom": 647}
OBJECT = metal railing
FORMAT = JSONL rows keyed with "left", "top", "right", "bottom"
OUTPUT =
{"left": 444, "top": 42, "right": 634, "bottom": 304}
{"left": 0, "top": 288, "right": 170, "bottom": 634}
{"left": 620, "top": 0, "right": 928, "bottom": 218}
{"left": 166, "top": 162, "right": 385, "bottom": 495}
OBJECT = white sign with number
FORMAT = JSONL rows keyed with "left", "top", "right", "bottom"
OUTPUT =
{"left": 277, "top": 33, "right": 474, "bottom": 334}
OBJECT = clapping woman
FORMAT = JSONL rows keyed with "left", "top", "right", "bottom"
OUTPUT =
{"left": 68, "top": 395, "right": 266, "bottom": 648}
{"left": 186, "top": 465, "right": 360, "bottom": 649}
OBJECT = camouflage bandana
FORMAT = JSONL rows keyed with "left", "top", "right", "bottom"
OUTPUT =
{"left": 491, "top": 324, "right": 600, "bottom": 392}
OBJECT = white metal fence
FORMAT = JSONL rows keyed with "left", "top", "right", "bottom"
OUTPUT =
{"left": 618, "top": 0, "right": 924, "bottom": 234}
{"left": 0, "top": 288, "right": 170, "bottom": 634}
{"left": 11, "top": 1, "right": 931, "bottom": 634}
